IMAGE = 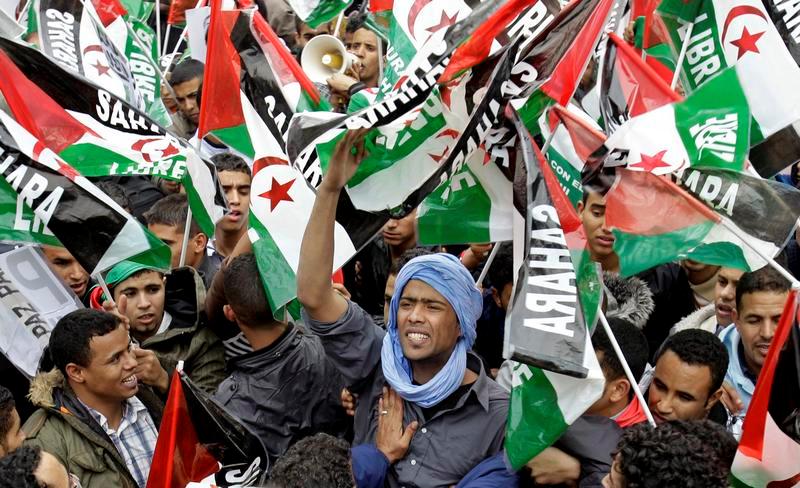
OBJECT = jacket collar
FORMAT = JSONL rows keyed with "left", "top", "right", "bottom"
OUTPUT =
{"left": 228, "top": 324, "right": 298, "bottom": 372}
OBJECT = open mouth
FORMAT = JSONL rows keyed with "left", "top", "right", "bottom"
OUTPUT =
{"left": 122, "top": 374, "right": 137, "bottom": 388}
{"left": 406, "top": 331, "right": 431, "bottom": 345}
{"left": 226, "top": 210, "right": 242, "bottom": 222}
{"left": 137, "top": 313, "right": 156, "bottom": 326}
{"left": 70, "top": 282, "right": 87, "bottom": 295}
{"left": 596, "top": 235, "right": 615, "bottom": 247}
{"left": 756, "top": 343, "right": 771, "bottom": 356}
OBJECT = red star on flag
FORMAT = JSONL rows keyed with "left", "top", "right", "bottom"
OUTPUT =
{"left": 161, "top": 143, "right": 179, "bottom": 158}
{"left": 429, "top": 148, "right": 450, "bottom": 163}
{"left": 92, "top": 60, "right": 111, "bottom": 76}
{"left": 259, "top": 177, "right": 295, "bottom": 211}
{"left": 730, "top": 27, "right": 764, "bottom": 59}
{"left": 426, "top": 11, "right": 458, "bottom": 33}
{"left": 629, "top": 150, "right": 671, "bottom": 171}
{"left": 58, "top": 160, "right": 80, "bottom": 182}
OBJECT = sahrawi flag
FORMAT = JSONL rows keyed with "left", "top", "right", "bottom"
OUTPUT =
{"left": 34, "top": 0, "right": 145, "bottom": 112}
{"left": 594, "top": 166, "right": 800, "bottom": 276}
{"left": 599, "top": 31, "right": 682, "bottom": 133}
{"left": 504, "top": 108, "right": 604, "bottom": 470}
{"left": 657, "top": 0, "right": 800, "bottom": 147}
{"left": 416, "top": 147, "right": 518, "bottom": 245}
{"left": 589, "top": 66, "right": 751, "bottom": 174}
{"left": 147, "top": 371, "right": 269, "bottom": 488}
{"left": 536, "top": 103, "right": 607, "bottom": 208}
{"left": 0, "top": 110, "right": 170, "bottom": 274}
{"left": 0, "top": 37, "right": 227, "bottom": 237}
{"left": 286, "top": 0, "right": 349, "bottom": 28}
{"left": 198, "top": 3, "right": 328, "bottom": 170}
{"left": 730, "top": 290, "right": 800, "bottom": 488}
{"left": 508, "top": 0, "right": 617, "bottom": 135}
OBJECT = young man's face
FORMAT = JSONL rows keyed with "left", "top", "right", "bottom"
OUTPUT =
{"left": 349, "top": 28, "right": 380, "bottom": 87}
{"left": 172, "top": 77, "right": 202, "bottom": 126}
{"left": 397, "top": 280, "right": 460, "bottom": 367}
{"left": 42, "top": 246, "right": 90, "bottom": 298}
{"left": 492, "top": 282, "right": 513, "bottom": 312}
{"left": 648, "top": 350, "right": 720, "bottom": 423}
{"left": 148, "top": 223, "right": 204, "bottom": 269}
{"left": 382, "top": 209, "right": 416, "bottom": 248}
{"left": 577, "top": 192, "right": 615, "bottom": 261}
{"left": 218, "top": 170, "right": 251, "bottom": 234}
{"left": 601, "top": 454, "right": 624, "bottom": 488}
{"left": 734, "top": 290, "right": 788, "bottom": 377}
{"left": 74, "top": 324, "right": 139, "bottom": 403}
{"left": 714, "top": 267, "right": 744, "bottom": 326}
{"left": 113, "top": 271, "right": 166, "bottom": 339}
{"left": 384, "top": 273, "right": 397, "bottom": 325}
{"left": 294, "top": 22, "right": 328, "bottom": 49}
{"left": 0, "top": 408, "right": 25, "bottom": 456}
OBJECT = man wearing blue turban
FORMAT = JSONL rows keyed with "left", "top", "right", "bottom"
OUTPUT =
{"left": 297, "top": 130, "right": 509, "bottom": 487}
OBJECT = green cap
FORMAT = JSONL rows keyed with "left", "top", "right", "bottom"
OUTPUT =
{"left": 105, "top": 261, "right": 160, "bottom": 288}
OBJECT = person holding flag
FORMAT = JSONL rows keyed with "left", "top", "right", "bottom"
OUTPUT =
{"left": 297, "top": 130, "right": 509, "bottom": 487}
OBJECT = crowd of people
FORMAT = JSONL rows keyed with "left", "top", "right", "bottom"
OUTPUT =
{"left": 0, "top": 0, "right": 798, "bottom": 487}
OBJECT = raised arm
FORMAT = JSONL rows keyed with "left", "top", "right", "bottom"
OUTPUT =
{"left": 297, "top": 129, "right": 368, "bottom": 322}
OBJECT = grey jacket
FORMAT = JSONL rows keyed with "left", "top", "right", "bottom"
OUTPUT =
{"left": 212, "top": 324, "right": 348, "bottom": 469}
{"left": 304, "top": 301, "right": 509, "bottom": 488}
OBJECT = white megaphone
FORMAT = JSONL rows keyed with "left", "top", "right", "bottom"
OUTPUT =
{"left": 301, "top": 34, "right": 356, "bottom": 83}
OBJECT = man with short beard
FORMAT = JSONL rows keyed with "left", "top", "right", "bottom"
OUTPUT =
{"left": 718, "top": 266, "right": 790, "bottom": 436}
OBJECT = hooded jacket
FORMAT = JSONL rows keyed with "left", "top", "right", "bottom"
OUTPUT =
{"left": 670, "top": 303, "right": 718, "bottom": 336}
{"left": 23, "top": 370, "right": 163, "bottom": 488}
{"left": 212, "top": 324, "right": 348, "bottom": 469}
{"left": 142, "top": 266, "right": 226, "bottom": 395}
{"left": 603, "top": 273, "right": 655, "bottom": 329}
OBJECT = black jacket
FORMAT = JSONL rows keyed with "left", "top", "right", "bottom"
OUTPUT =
{"left": 212, "top": 324, "right": 348, "bottom": 469}
{"left": 636, "top": 263, "right": 696, "bottom": 359}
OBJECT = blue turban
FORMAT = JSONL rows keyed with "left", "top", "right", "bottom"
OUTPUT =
{"left": 381, "top": 253, "right": 483, "bottom": 407}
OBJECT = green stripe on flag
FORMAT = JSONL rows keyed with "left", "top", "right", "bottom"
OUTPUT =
{"left": 612, "top": 222, "right": 715, "bottom": 276}
{"left": 213, "top": 125, "right": 256, "bottom": 159}
{"left": 505, "top": 363, "right": 569, "bottom": 470}
{"left": 417, "top": 164, "right": 493, "bottom": 245}
{"left": 249, "top": 216, "right": 298, "bottom": 313}
{"left": 0, "top": 179, "right": 60, "bottom": 246}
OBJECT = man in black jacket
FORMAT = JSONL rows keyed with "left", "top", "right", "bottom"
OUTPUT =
{"left": 212, "top": 253, "right": 347, "bottom": 470}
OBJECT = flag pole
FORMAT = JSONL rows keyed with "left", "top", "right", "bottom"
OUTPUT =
{"left": 155, "top": 0, "right": 162, "bottom": 59}
{"left": 163, "top": 23, "right": 172, "bottom": 57}
{"left": 670, "top": 22, "right": 693, "bottom": 90}
{"left": 178, "top": 206, "right": 193, "bottom": 267}
{"left": 160, "top": 0, "right": 205, "bottom": 77}
{"left": 475, "top": 242, "right": 501, "bottom": 288}
{"left": 333, "top": 10, "right": 345, "bottom": 37}
{"left": 93, "top": 272, "right": 115, "bottom": 306}
{"left": 598, "top": 311, "right": 657, "bottom": 427}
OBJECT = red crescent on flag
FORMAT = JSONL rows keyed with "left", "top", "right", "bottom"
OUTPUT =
{"left": 720, "top": 5, "right": 767, "bottom": 42}
{"left": 131, "top": 138, "right": 162, "bottom": 162}
{"left": 766, "top": 472, "right": 800, "bottom": 488}
{"left": 407, "top": 0, "right": 433, "bottom": 41}
{"left": 82, "top": 45, "right": 105, "bottom": 55}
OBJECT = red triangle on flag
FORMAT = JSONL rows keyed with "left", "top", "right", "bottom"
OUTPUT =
{"left": 551, "top": 105, "right": 607, "bottom": 163}
{"left": 0, "top": 50, "right": 91, "bottom": 153}
{"left": 607, "top": 32, "right": 681, "bottom": 117}
{"left": 146, "top": 371, "right": 219, "bottom": 488}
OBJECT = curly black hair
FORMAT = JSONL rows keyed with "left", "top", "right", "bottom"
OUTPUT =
{"left": 667, "top": 419, "right": 738, "bottom": 472}
{"left": 654, "top": 329, "right": 728, "bottom": 395}
{"left": 0, "top": 385, "right": 15, "bottom": 449}
{"left": 50, "top": 309, "right": 123, "bottom": 375}
{"left": 267, "top": 433, "right": 353, "bottom": 488}
{"left": 0, "top": 445, "right": 41, "bottom": 488}
{"left": 613, "top": 421, "right": 728, "bottom": 488}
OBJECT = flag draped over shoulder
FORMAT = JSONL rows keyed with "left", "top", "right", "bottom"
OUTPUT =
{"left": 0, "top": 111, "right": 170, "bottom": 274}
{"left": 0, "top": 37, "right": 227, "bottom": 237}
{"left": 503, "top": 109, "right": 605, "bottom": 470}
{"left": 730, "top": 290, "right": 800, "bottom": 488}
{"left": 147, "top": 371, "right": 269, "bottom": 488}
